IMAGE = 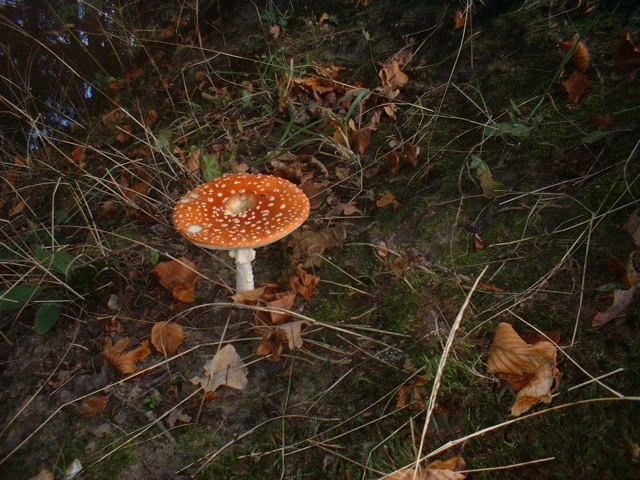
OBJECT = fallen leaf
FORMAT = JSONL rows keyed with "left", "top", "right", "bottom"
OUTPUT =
{"left": 269, "top": 24, "right": 280, "bottom": 39}
{"left": 144, "top": 109, "right": 158, "bottom": 125}
{"left": 317, "top": 12, "right": 329, "bottom": 25}
{"left": 70, "top": 146, "right": 87, "bottom": 167}
{"left": 78, "top": 396, "right": 109, "bottom": 417}
{"left": 102, "top": 338, "right": 150, "bottom": 375}
{"left": 289, "top": 266, "right": 320, "bottom": 300}
{"left": 382, "top": 456, "right": 467, "bottom": 479}
{"left": 589, "top": 113, "right": 614, "bottom": 130}
{"left": 623, "top": 209, "right": 640, "bottom": 247}
{"left": 278, "top": 320, "right": 310, "bottom": 351}
{"left": 299, "top": 179, "right": 330, "bottom": 209}
{"left": 469, "top": 155, "right": 508, "bottom": 198}
{"left": 614, "top": 33, "right": 640, "bottom": 72}
{"left": 563, "top": 70, "right": 592, "bottom": 104}
{"left": 152, "top": 258, "right": 199, "bottom": 303}
{"left": 592, "top": 286, "right": 637, "bottom": 328}
{"left": 379, "top": 61, "right": 409, "bottom": 91}
{"left": 165, "top": 407, "right": 191, "bottom": 428}
{"left": 287, "top": 227, "right": 347, "bottom": 268}
{"left": 453, "top": 9, "right": 467, "bottom": 29}
{"left": 116, "top": 125, "right": 133, "bottom": 144}
{"left": 9, "top": 199, "right": 27, "bottom": 217}
{"left": 559, "top": 35, "right": 590, "bottom": 72}
{"left": 190, "top": 344, "right": 248, "bottom": 393}
{"left": 151, "top": 321, "right": 184, "bottom": 356}
{"left": 377, "top": 190, "right": 397, "bottom": 208}
{"left": 26, "top": 469, "right": 55, "bottom": 480}
{"left": 487, "top": 323, "right": 560, "bottom": 416}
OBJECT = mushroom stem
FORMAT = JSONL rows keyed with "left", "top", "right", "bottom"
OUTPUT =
{"left": 229, "top": 248, "right": 256, "bottom": 292}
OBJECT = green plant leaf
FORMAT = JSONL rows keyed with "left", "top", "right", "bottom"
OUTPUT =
{"left": 0, "top": 284, "right": 39, "bottom": 312}
{"left": 201, "top": 152, "right": 222, "bottom": 182}
{"left": 34, "top": 303, "right": 63, "bottom": 335}
{"left": 34, "top": 247, "right": 84, "bottom": 277}
{"left": 581, "top": 130, "right": 609, "bottom": 144}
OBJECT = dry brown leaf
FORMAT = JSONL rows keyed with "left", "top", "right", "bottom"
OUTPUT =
{"left": 379, "top": 61, "right": 409, "bottom": 90}
{"left": 256, "top": 328, "right": 286, "bottom": 360}
{"left": 453, "top": 9, "right": 467, "bottom": 29}
{"left": 623, "top": 209, "right": 640, "bottom": 247}
{"left": 289, "top": 266, "right": 320, "bottom": 300}
{"left": 382, "top": 456, "right": 467, "bottom": 480}
{"left": 144, "top": 109, "right": 158, "bottom": 125}
{"left": 165, "top": 407, "right": 191, "bottom": 428}
{"left": 70, "top": 146, "right": 87, "bottom": 167}
{"left": 9, "top": 199, "right": 27, "bottom": 217}
{"left": 299, "top": 179, "right": 330, "bottom": 209}
{"left": 589, "top": 113, "right": 614, "bottom": 130}
{"left": 592, "top": 286, "right": 637, "bottom": 329}
{"left": 78, "top": 396, "right": 109, "bottom": 417}
{"left": 151, "top": 321, "right": 184, "bottom": 356}
{"left": 278, "top": 320, "right": 310, "bottom": 351}
{"left": 288, "top": 227, "right": 347, "bottom": 268}
{"left": 614, "top": 33, "right": 640, "bottom": 72}
{"left": 190, "top": 344, "right": 248, "bottom": 393}
{"left": 559, "top": 35, "right": 590, "bottom": 72}
{"left": 102, "top": 338, "right": 150, "bottom": 375}
{"left": 116, "top": 125, "right": 133, "bottom": 144}
{"left": 487, "top": 323, "right": 560, "bottom": 416}
{"left": 152, "top": 257, "right": 199, "bottom": 303}
{"left": 258, "top": 291, "right": 297, "bottom": 326}
{"left": 563, "top": 70, "right": 592, "bottom": 104}
{"left": 317, "top": 12, "right": 329, "bottom": 25}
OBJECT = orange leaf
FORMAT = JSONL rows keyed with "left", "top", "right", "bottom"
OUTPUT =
{"left": 453, "top": 9, "right": 467, "bottom": 29}
{"left": 152, "top": 258, "right": 199, "bottom": 303}
{"left": 151, "top": 321, "right": 184, "bottom": 356}
{"left": 487, "top": 323, "right": 560, "bottom": 416}
{"left": 70, "top": 146, "right": 87, "bottom": 166}
{"left": 562, "top": 70, "right": 592, "bottom": 103}
{"left": 102, "top": 338, "right": 150, "bottom": 375}
{"left": 144, "top": 109, "right": 158, "bottom": 125}
{"left": 559, "top": 35, "right": 590, "bottom": 72}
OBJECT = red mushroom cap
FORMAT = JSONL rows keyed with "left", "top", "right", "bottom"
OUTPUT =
{"left": 173, "top": 174, "right": 310, "bottom": 249}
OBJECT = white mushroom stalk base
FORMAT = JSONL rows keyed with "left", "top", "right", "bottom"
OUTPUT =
{"left": 229, "top": 248, "right": 256, "bottom": 292}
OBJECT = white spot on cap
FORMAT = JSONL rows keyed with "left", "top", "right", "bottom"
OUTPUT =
{"left": 187, "top": 225, "right": 203, "bottom": 234}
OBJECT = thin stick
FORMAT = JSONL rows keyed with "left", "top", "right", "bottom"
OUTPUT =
{"left": 413, "top": 265, "right": 488, "bottom": 475}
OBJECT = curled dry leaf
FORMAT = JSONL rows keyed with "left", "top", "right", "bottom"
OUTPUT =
{"left": 165, "top": 407, "right": 191, "bottom": 428}
{"left": 379, "top": 61, "right": 409, "bottom": 91}
{"left": 592, "top": 286, "right": 636, "bottom": 329}
{"left": 27, "top": 469, "right": 55, "bottom": 480}
{"left": 191, "top": 344, "right": 248, "bottom": 393}
{"left": 382, "top": 456, "right": 467, "bottom": 480}
{"left": 152, "top": 257, "right": 199, "bottom": 303}
{"left": 487, "top": 323, "right": 560, "bottom": 417}
{"left": 102, "top": 338, "right": 150, "bottom": 375}
{"left": 453, "top": 9, "right": 467, "bottom": 29}
{"left": 151, "top": 321, "right": 184, "bottom": 356}
{"left": 289, "top": 265, "right": 320, "bottom": 300}
{"left": 559, "top": 35, "right": 590, "bottom": 72}
{"left": 563, "top": 70, "right": 592, "bottom": 104}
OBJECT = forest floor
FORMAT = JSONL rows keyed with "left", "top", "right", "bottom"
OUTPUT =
{"left": 1, "top": 1, "right": 639, "bottom": 479}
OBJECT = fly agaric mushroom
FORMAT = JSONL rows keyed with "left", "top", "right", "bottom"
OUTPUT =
{"left": 173, "top": 173, "right": 310, "bottom": 292}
